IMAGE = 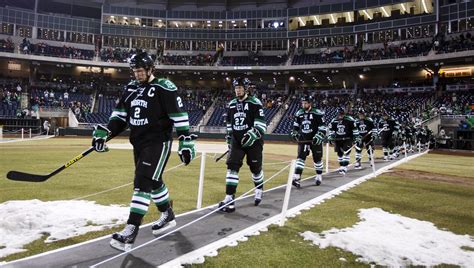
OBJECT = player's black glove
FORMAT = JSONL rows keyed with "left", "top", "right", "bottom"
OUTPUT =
{"left": 241, "top": 128, "right": 262, "bottom": 148}
{"left": 290, "top": 130, "right": 299, "bottom": 141}
{"left": 92, "top": 124, "right": 110, "bottom": 152}
{"left": 178, "top": 134, "right": 197, "bottom": 165}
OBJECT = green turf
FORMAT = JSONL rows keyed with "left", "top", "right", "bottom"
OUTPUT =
{"left": 0, "top": 137, "right": 430, "bottom": 262}
{"left": 192, "top": 153, "right": 474, "bottom": 267}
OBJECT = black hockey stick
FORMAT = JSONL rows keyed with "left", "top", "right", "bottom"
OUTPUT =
{"left": 215, "top": 150, "right": 229, "bottom": 162}
{"left": 6, "top": 146, "right": 96, "bottom": 182}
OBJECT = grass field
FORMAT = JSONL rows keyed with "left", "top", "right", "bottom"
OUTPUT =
{"left": 1, "top": 137, "right": 471, "bottom": 265}
{"left": 192, "top": 152, "right": 474, "bottom": 267}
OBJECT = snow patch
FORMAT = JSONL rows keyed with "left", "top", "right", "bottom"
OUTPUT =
{"left": 0, "top": 199, "right": 128, "bottom": 258}
{"left": 301, "top": 208, "right": 474, "bottom": 267}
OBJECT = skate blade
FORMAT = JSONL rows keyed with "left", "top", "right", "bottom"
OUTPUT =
{"left": 218, "top": 205, "right": 236, "bottom": 213}
{"left": 354, "top": 166, "right": 362, "bottom": 170}
{"left": 152, "top": 220, "right": 177, "bottom": 236}
{"left": 110, "top": 239, "right": 133, "bottom": 252}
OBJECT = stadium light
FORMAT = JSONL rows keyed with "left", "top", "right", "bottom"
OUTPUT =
{"left": 421, "top": 0, "right": 428, "bottom": 13}
{"left": 347, "top": 12, "right": 352, "bottom": 22}
{"left": 363, "top": 10, "right": 372, "bottom": 20}
{"left": 381, "top": 7, "right": 389, "bottom": 17}
{"left": 359, "top": 74, "right": 364, "bottom": 79}
{"left": 330, "top": 14, "right": 336, "bottom": 24}
{"left": 400, "top": 3, "right": 407, "bottom": 13}
{"left": 298, "top": 17, "right": 306, "bottom": 26}
{"left": 289, "top": 76, "right": 295, "bottom": 81}
{"left": 273, "top": 21, "right": 279, "bottom": 28}
{"left": 313, "top": 15, "right": 320, "bottom": 25}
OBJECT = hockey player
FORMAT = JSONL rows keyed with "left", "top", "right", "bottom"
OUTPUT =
{"left": 91, "top": 52, "right": 197, "bottom": 251}
{"left": 290, "top": 95, "right": 326, "bottom": 187}
{"left": 378, "top": 111, "right": 399, "bottom": 161}
{"left": 218, "top": 77, "right": 266, "bottom": 213}
{"left": 328, "top": 107, "right": 360, "bottom": 175}
{"left": 354, "top": 109, "right": 376, "bottom": 169}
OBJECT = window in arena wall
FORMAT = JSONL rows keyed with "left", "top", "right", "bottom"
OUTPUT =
{"left": 103, "top": 35, "right": 129, "bottom": 48}
{"left": 132, "top": 37, "right": 156, "bottom": 49}
{"left": 16, "top": 25, "right": 32, "bottom": 38}
{"left": 468, "top": 18, "right": 474, "bottom": 30}
{"left": 37, "top": 28, "right": 65, "bottom": 42}
{"left": 0, "top": 23, "right": 13, "bottom": 35}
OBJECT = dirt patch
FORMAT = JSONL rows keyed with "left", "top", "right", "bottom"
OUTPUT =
{"left": 429, "top": 150, "right": 474, "bottom": 157}
{"left": 387, "top": 168, "right": 474, "bottom": 187}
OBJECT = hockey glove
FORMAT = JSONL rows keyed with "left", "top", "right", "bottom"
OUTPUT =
{"left": 241, "top": 128, "right": 262, "bottom": 148}
{"left": 290, "top": 130, "right": 299, "bottom": 141}
{"left": 225, "top": 134, "right": 232, "bottom": 145}
{"left": 312, "top": 131, "right": 325, "bottom": 145}
{"left": 354, "top": 135, "right": 362, "bottom": 144}
{"left": 371, "top": 130, "right": 379, "bottom": 140}
{"left": 178, "top": 134, "right": 197, "bottom": 165}
{"left": 92, "top": 124, "right": 110, "bottom": 152}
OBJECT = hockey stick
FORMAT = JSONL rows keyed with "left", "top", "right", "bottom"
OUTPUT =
{"left": 215, "top": 150, "right": 229, "bottom": 162}
{"left": 6, "top": 146, "right": 96, "bottom": 182}
{"left": 6, "top": 135, "right": 113, "bottom": 182}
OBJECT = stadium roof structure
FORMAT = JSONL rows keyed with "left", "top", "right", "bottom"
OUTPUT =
{"left": 46, "top": 0, "right": 351, "bottom": 11}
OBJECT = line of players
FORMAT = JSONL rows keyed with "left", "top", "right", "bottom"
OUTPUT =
{"left": 289, "top": 95, "right": 434, "bottom": 188}
{"left": 217, "top": 83, "right": 435, "bottom": 213}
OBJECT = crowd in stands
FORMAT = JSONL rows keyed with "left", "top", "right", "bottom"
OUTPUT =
{"left": 159, "top": 53, "right": 214, "bottom": 66}
{"left": 29, "top": 88, "right": 92, "bottom": 121}
{"left": 293, "top": 40, "right": 432, "bottom": 65}
{"left": 434, "top": 32, "right": 474, "bottom": 54}
{"left": 0, "top": 38, "right": 14, "bottom": 53}
{"left": 20, "top": 38, "right": 94, "bottom": 60}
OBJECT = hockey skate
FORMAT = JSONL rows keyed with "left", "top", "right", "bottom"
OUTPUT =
{"left": 292, "top": 179, "right": 301, "bottom": 188}
{"left": 314, "top": 174, "right": 322, "bottom": 186}
{"left": 110, "top": 224, "right": 139, "bottom": 251}
{"left": 152, "top": 207, "right": 176, "bottom": 236}
{"left": 218, "top": 195, "right": 235, "bottom": 213}
{"left": 292, "top": 174, "right": 301, "bottom": 189}
{"left": 338, "top": 166, "right": 347, "bottom": 175}
{"left": 354, "top": 161, "right": 362, "bottom": 169}
{"left": 254, "top": 189, "right": 263, "bottom": 206}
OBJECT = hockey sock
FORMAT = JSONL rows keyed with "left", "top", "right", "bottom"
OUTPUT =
{"left": 338, "top": 156, "right": 343, "bottom": 167}
{"left": 128, "top": 190, "right": 151, "bottom": 226}
{"left": 151, "top": 184, "right": 170, "bottom": 212}
{"left": 226, "top": 169, "right": 239, "bottom": 195}
{"left": 342, "top": 154, "right": 350, "bottom": 167}
{"left": 383, "top": 147, "right": 389, "bottom": 157}
{"left": 295, "top": 158, "right": 305, "bottom": 174}
{"left": 314, "top": 161, "right": 323, "bottom": 175}
{"left": 252, "top": 171, "right": 264, "bottom": 190}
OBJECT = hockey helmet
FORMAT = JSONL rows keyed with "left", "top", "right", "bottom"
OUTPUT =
{"left": 129, "top": 51, "right": 155, "bottom": 70}
{"left": 300, "top": 95, "right": 313, "bottom": 103}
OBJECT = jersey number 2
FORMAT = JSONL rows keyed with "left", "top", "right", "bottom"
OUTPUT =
{"left": 134, "top": 107, "right": 140, "bottom": 118}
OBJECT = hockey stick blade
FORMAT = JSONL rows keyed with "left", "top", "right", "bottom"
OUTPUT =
{"left": 7, "top": 171, "right": 50, "bottom": 182}
{"left": 6, "top": 146, "right": 96, "bottom": 182}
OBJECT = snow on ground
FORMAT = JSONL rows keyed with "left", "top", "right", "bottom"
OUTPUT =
{"left": 108, "top": 141, "right": 228, "bottom": 153}
{"left": 0, "top": 200, "right": 128, "bottom": 258}
{"left": 301, "top": 208, "right": 474, "bottom": 267}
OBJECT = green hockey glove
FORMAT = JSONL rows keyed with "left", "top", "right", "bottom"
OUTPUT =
{"left": 290, "top": 130, "right": 299, "bottom": 141}
{"left": 241, "top": 128, "right": 262, "bottom": 148}
{"left": 178, "top": 134, "right": 197, "bottom": 165}
{"left": 312, "top": 131, "right": 325, "bottom": 145}
{"left": 92, "top": 124, "right": 110, "bottom": 152}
